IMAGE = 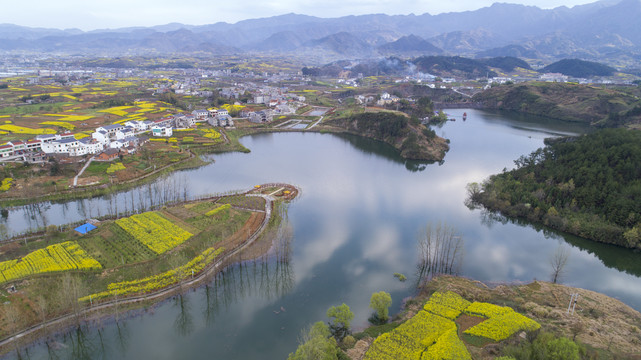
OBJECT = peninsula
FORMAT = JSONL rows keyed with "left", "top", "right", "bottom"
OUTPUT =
{"left": 0, "top": 184, "right": 298, "bottom": 353}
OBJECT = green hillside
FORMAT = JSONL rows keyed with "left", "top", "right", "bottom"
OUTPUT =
{"left": 541, "top": 58, "right": 616, "bottom": 77}
{"left": 472, "top": 128, "right": 641, "bottom": 248}
{"left": 473, "top": 82, "right": 641, "bottom": 126}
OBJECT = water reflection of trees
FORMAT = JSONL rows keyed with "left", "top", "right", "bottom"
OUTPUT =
{"left": 478, "top": 208, "right": 641, "bottom": 278}
{"left": 335, "top": 133, "right": 436, "bottom": 172}
{"left": 173, "top": 294, "right": 194, "bottom": 337}
{"left": 202, "top": 209, "right": 294, "bottom": 327}
{"left": 415, "top": 222, "right": 464, "bottom": 288}
{"left": 10, "top": 175, "right": 191, "bottom": 236}
{"left": 36, "top": 318, "right": 130, "bottom": 360}
{"left": 22, "top": 202, "right": 51, "bottom": 232}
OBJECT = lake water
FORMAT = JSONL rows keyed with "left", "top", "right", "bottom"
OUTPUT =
{"left": 4, "top": 109, "right": 641, "bottom": 359}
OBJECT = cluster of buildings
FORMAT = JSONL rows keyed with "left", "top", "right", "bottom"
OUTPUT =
{"left": 0, "top": 108, "right": 235, "bottom": 163}
{"left": 220, "top": 82, "right": 305, "bottom": 109}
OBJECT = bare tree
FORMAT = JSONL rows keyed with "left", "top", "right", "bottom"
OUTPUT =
{"left": 2, "top": 302, "right": 21, "bottom": 352}
{"left": 59, "top": 274, "right": 85, "bottom": 325}
{"left": 35, "top": 295, "right": 48, "bottom": 327}
{"left": 416, "top": 222, "right": 464, "bottom": 286}
{"left": 550, "top": 245, "right": 570, "bottom": 284}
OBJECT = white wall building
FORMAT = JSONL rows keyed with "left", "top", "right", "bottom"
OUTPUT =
{"left": 95, "top": 124, "right": 125, "bottom": 138}
{"left": 41, "top": 138, "right": 80, "bottom": 154}
{"left": 124, "top": 120, "right": 148, "bottom": 131}
{"left": 68, "top": 139, "right": 104, "bottom": 156}
{"left": 92, "top": 130, "right": 110, "bottom": 145}
{"left": 152, "top": 126, "right": 173, "bottom": 137}
{"left": 115, "top": 127, "right": 135, "bottom": 140}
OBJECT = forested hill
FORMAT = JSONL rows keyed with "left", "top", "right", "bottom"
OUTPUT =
{"left": 472, "top": 128, "right": 641, "bottom": 249}
{"left": 541, "top": 59, "right": 616, "bottom": 78}
{"left": 324, "top": 112, "right": 449, "bottom": 161}
{"left": 473, "top": 82, "right": 641, "bottom": 126}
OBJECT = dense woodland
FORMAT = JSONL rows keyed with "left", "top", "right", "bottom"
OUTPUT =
{"left": 327, "top": 111, "right": 448, "bottom": 161}
{"left": 473, "top": 128, "right": 641, "bottom": 249}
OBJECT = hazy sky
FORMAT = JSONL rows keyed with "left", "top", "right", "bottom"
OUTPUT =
{"left": 2, "top": 0, "right": 598, "bottom": 31}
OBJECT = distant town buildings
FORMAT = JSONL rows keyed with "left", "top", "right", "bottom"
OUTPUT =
{"left": 540, "top": 73, "right": 569, "bottom": 82}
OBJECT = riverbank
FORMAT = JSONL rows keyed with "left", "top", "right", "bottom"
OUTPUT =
{"left": 0, "top": 153, "right": 208, "bottom": 208}
{"left": 348, "top": 275, "right": 641, "bottom": 360}
{"left": 0, "top": 126, "right": 248, "bottom": 207}
{"left": 318, "top": 111, "right": 450, "bottom": 162}
{"left": 472, "top": 82, "right": 641, "bottom": 127}
{"left": 0, "top": 184, "right": 299, "bottom": 355}
{"left": 0, "top": 109, "right": 448, "bottom": 208}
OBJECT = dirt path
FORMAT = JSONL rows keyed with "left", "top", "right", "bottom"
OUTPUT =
{"left": 72, "top": 156, "right": 95, "bottom": 187}
{"left": 308, "top": 116, "right": 324, "bottom": 130}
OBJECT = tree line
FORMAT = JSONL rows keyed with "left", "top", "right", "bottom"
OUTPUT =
{"left": 471, "top": 128, "right": 641, "bottom": 249}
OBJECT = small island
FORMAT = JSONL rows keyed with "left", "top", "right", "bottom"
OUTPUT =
{"left": 0, "top": 184, "right": 298, "bottom": 353}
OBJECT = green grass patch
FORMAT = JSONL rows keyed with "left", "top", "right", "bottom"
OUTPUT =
{"left": 217, "top": 195, "right": 266, "bottom": 211}
{"left": 82, "top": 223, "right": 157, "bottom": 267}
{"left": 186, "top": 201, "right": 220, "bottom": 215}
{"left": 355, "top": 322, "right": 401, "bottom": 340}
{"left": 83, "top": 162, "right": 111, "bottom": 177}
{"left": 460, "top": 333, "right": 495, "bottom": 347}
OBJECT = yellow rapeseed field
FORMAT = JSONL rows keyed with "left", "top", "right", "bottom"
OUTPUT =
{"left": 0, "top": 241, "right": 102, "bottom": 283}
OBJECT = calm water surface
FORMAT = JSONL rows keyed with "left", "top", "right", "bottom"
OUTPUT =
{"left": 5, "top": 109, "right": 641, "bottom": 360}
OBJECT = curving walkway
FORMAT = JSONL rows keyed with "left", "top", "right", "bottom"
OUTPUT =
{"left": 0, "top": 185, "right": 297, "bottom": 350}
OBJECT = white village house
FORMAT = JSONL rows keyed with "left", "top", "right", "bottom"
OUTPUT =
{"left": 152, "top": 126, "right": 173, "bottom": 137}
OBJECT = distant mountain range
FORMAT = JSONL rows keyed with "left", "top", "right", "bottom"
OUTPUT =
{"left": 303, "top": 56, "right": 618, "bottom": 79}
{"left": 1, "top": 0, "right": 641, "bottom": 64}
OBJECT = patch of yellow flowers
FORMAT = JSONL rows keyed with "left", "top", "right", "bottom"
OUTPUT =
{"left": 205, "top": 204, "right": 231, "bottom": 216}
{"left": 0, "top": 124, "right": 55, "bottom": 135}
{"left": 365, "top": 311, "right": 456, "bottom": 360}
{"left": 106, "top": 162, "right": 126, "bottom": 174}
{"left": 0, "top": 177, "right": 13, "bottom": 192}
{"left": 98, "top": 106, "right": 133, "bottom": 117}
{"left": 0, "top": 241, "right": 102, "bottom": 283}
{"left": 40, "top": 121, "right": 76, "bottom": 130}
{"left": 422, "top": 328, "right": 470, "bottom": 360}
{"left": 364, "top": 291, "right": 540, "bottom": 360}
{"left": 79, "top": 247, "right": 224, "bottom": 302}
{"left": 115, "top": 212, "right": 193, "bottom": 254}
{"left": 201, "top": 128, "right": 221, "bottom": 140}
{"left": 463, "top": 303, "right": 540, "bottom": 342}
{"left": 42, "top": 114, "right": 93, "bottom": 122}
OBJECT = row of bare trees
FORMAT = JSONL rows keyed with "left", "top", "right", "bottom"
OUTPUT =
{"left": 416, "top": 222, "right": 464, "bottom": 286}
{"left": 414, "top": 221, "right": 570, "bottom": 286}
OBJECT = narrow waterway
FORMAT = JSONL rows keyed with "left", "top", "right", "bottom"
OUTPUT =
{"left": 3, "top": 109, "right": 641, "bottom": 360}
